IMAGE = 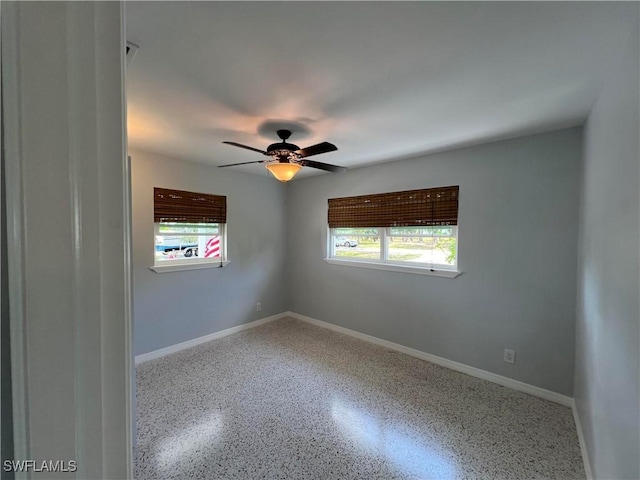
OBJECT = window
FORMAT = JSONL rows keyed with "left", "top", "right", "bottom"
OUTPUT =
{"left": 327, "top": 186, "right": 459, "bottom": 274}
{"left": 330, "top": 226, "right": 457, "bottom": 269}
{"left": 154, "top": 222, "right": 225, "bottom": 264}
{"left": 153, "top": 188, "right": 227, "bottom": 270}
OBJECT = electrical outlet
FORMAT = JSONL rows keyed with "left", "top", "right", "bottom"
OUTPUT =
{"left": 256, "top": 302, "right": 261, "bottom": 312}
{"left": 504, "top": 349, "right": 516, "bottom": 364}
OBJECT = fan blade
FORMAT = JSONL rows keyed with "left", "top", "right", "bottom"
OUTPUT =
{"left": 223, "top": 141, "right": 269, "bottom": 155}
{"left": 295, "top": 142, "right": 337, "bottom": 158}
{"left": 299, "top": 159, "right": 347, "bottom": 173}
{"left": 218, "top": 160, "right": 268, "bottom": 168}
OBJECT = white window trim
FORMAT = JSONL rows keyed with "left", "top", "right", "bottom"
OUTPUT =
{"left": 152, "top": 222, "right": 227, "bottom": 273}
{"left": 327, "top": 227, "right": 461, "bottom": 277}
{"left": 150, "top": 260, "right": 231, "bottom": 274}
{"left": 324, "top": 258, "right": 461, "bottom": 277}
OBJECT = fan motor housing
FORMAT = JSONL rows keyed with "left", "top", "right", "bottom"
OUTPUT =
{"left": 267, "top": 142, "right": 299, "bottom": 153}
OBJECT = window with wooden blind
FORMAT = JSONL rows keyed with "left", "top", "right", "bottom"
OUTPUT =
{"left": 152, "top": 188, "right": 228, "bottom": 271}
{"left": 327, "top": 186, "right": 459, "bottom": 275}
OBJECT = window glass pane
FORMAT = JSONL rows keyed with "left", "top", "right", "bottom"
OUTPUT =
{"left": 154, "top": 234, "right": 222, "bottom": 262}
{"left": 158, "top": 222, "right": 219, "bottom": 235}
{"left": 388, "top": 235, "right": 456, "bottom": 266}
{"left": 334, "top": 228, "right": 378, "bottom": 236}
{"left": 155, "top": 235, "right": 199, "bottom": 261}
{"left": 330, "top": 226, "right": 457, "bottom": 269}
{"left": 333, "top": 235, "right": 381, "bottom": 260}
{"left": 389, "top": 226, "right": 453, "bottom": 237}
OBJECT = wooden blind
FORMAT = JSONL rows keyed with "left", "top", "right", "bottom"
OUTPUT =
{"left": 328, "top": 186, "right": 459, "bottom": 228}
{"left": 154, "top": 188, "right": 227, "bottom": 224}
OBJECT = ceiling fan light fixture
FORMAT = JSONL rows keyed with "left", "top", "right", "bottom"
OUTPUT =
{"left": 265, "top": 162, "right": 302, "bottom": 182}
{"left": 220, "top": 129, "right": 344, "bottom": 178}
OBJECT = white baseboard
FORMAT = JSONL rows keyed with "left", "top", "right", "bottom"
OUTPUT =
{"left": 572, "top": 400, "right": 593, "bottom": 479}
{"left": 286, "top": 311, "right": 573, "bottom": 407}
{"left": 137, "top": 310, "right": 575, "bottom": 408}
{"left": 134, "top": 313, "right": 286, "bottom": 364}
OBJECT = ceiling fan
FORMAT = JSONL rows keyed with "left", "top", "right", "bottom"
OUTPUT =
{"left": 218, "top": 129, "right": 346, "bottom": 182}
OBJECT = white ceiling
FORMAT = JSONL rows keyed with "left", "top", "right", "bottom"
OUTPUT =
{"left": 125, "top": 1, "right": 637, "bottom": 178}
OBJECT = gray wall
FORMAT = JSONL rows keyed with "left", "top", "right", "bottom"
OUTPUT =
{"left": 287, "top": 128, "right": 582, "bottom": 396}
{"left": 574, "top": 19, "right": 640, "bottom": 480}
{"left": 131, "top": 150, "right": 288, "bottom": 355}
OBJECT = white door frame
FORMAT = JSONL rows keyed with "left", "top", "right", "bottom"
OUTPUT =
{"left": 2, "top": 2, "right": 133, "bottom": 478}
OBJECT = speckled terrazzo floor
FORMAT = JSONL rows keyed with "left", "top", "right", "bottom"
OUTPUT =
{"left": 134, "top": 317, "right": 585, "bottom": 479}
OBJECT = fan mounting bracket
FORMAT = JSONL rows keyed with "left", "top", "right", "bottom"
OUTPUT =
{"left": 277, "top": 129, "right": 292, "bottom": 141}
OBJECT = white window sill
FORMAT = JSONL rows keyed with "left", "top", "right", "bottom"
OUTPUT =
{"left": 324, "top": 258, "right": 461, "bottom": 278}
{"left": 150, "top": 261, "right": 230, "bottom": 274}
